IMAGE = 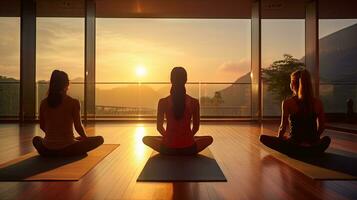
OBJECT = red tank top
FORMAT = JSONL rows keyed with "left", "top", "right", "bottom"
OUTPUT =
{"left": 162, "top": 95, "right": 195, "bottom": 148}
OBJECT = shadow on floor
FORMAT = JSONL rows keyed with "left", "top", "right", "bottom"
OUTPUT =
{"left": 0, "top": 154, "right": 87, "bottom": 181}
{"left": 296, "top": 149, "right": 357, "bottom": 177}
{"left": 264, "top": 148, "right": 357, "bottom": 177}
{"left": 137, "top": 150, "right": 226, "bottom": 182}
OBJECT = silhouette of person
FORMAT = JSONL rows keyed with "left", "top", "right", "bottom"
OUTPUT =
{"left": 32, "top": 70, "right": 104, "bottom": 156}
{"left": 260, "top": 69, "right": 331, "bottom": 156}
{"left": 142, "top": 67, "right": 213, "bottom": 155}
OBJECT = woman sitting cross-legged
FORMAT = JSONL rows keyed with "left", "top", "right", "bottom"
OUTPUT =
{"left": 260, "top": 69, "right": 331, "bottom": 156}
{"left": 142, "top": 67, "right": 213, "bottom": 155}
{"left": 32, "top": 70, "right": 104, "bottom": 156}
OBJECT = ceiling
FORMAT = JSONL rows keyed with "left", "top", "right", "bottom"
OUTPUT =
{"left": 0, "top": 0, "right": 356, "bottom": 19}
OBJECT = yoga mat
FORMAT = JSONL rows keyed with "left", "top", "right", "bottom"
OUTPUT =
{"left": 137, "top": 149, "right": 227, "bottom": 182}
{"left": 0, "top": 144, "right": 119, "bottom": 181}
{"left": 263, "top": 146, "right": 357, "bottom": 180}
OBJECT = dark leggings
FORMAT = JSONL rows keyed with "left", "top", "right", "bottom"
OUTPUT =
{"left": 260, "top": 135, "right": 331, "bottom": 156}
{"left": 32, "top": 136, "right": 104, "bottom": 157}
{"left": 159, "top": 144, "right": 198, "bottom": 155}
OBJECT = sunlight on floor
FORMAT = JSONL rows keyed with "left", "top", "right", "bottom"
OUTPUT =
{"left": 134, "top": 124, "right": 146, "bottom": 163}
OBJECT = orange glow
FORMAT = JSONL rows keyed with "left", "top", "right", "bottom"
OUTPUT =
{"left": 134, "top": 124, "right": 146, "bottom": 162}
{"left": 135, "top": 64, "right": 147, "bottom": 78}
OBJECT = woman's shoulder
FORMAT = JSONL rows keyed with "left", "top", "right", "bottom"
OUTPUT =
{"left": 284, "top": 95, "right": 297, "bottom": 102}
{"left": 159, "top": 96, "right": 170, "bottom": 103}
{"left": 313, "top": 97, "right": 322, "bottom": 104}
{"left": 281, "top": 96, "right": 299, "bottom": 113}
{"left": 185, "top": 95, "right": 199, "bottom": 106}
{"left": 185, "top": 94, "right": 198, "bottom": 102}
{"left": 63, "top": 95, "right": 80, "bottom": 107}
{"left": 40, "top": 97, "right": 48, "bottom": 105}
{"left": 158, "top": 96, "right": 170, "bottom": 111}
{"left": 40, "top": 98, "right": 48, "bottom": 109}
{"left": 282, "top": 96, "right": 296, "bottom": 106}
{"left": 313, "top": 97, "right": 324, "bottom": 110}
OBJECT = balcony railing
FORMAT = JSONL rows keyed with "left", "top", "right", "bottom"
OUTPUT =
{"left": 37, "top": 82, "right": 252, "bottom": 118}
{"left": 0, "top": 81, "right": 19, "bottom": 117}
{"left": 1, "top": 81, "right": 356, "bottom": 118}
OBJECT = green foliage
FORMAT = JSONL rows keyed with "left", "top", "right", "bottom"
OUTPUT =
{"left": 262, "top": 54, "right": 305, "bottom": 101}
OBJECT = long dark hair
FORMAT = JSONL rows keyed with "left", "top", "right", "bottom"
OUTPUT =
{"left": 47, "top": 70, "right": 69, "bottom": 108}
{"left": 291, "top": 69, "right": 314, "bottom": 112}
{"left": 170, "top": 67, "right": 187, "bottom": 119}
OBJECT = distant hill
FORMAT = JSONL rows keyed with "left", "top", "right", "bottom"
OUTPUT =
{"left": 96, "top": 84, "right": 160, "bottom": 108}
{"left": 96, "top": 84, "right": 207, "bottom": 108}
{"left": 219, "top": 72, "right": 251, "bottom": 108}
{"left": 319, "top": 23, "right": 357, "bottom": 82}
{"left": 218, "top": 72, "right": 280, "bottom": 116}
{"left": 218, "top": 72, "right": 252, "bottom": 116}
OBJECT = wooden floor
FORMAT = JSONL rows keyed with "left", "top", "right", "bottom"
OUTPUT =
{"left": 0, "top": 122, "right": 356, "bottom": 200}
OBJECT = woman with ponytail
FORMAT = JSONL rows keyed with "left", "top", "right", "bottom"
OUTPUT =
{"left": 260, "top": 69, "right": 331, "bottom": 156}
{"left": 142, "top": 67, "right": 213, "bottom": 155}
{"left": 32, "top": 70, "right": 104, "bottom": 156}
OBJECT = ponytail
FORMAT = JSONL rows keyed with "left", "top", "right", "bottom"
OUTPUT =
{"left": 47, "top": 70, "right": 69, "bottom": 108}
{"left": 292, "top": 69, "right": 314, "bottom": 112}
{"left": 170, "top": 67, "right": 187, "bottom": 119}
{"left": 171, "top": 84, "right": 186, "bottom": 119}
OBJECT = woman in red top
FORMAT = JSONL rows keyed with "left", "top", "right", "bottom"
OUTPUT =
{"left": 142, "top": 67, "right": 213, "bottom": 155}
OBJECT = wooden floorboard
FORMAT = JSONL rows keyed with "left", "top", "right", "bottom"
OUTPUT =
{"left": 0, "top": 122, "right": 356, "bottom": 200}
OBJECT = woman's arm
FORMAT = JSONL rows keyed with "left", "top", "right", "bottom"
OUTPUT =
{"left": 278, "top": 100, "right": 289, "bottom": 138}
{"left": 73, "top": 100, "right": 87, "bottom": 138}
{"left": 39, "top": 102, "right": 46, "bottom": 132}
{"left": 316, "top": 99, "right": 326, "bottom": 136}
{"left": 156, "top": 99, "right": 166, "bottom": 136}
{"left": 191, "top": 99, "right": 200, "bottom": 135}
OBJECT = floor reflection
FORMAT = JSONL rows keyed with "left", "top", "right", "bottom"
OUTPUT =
{"left": 134, "top": 124, "right": 146, "bottom": 163}
{"left": 19, "top": 124, "right": 35, "bottom": 155}
{"left": 172, "top": 182, "right": 199, "bottom": 200}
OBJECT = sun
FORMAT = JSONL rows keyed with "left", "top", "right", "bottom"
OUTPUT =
{"left": 135, "top": 65, "right": 147, "bottom": 77}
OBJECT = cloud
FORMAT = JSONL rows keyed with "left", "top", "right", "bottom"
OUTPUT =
{"left": 218, "top": 59, "right": 250, "bottom": 73}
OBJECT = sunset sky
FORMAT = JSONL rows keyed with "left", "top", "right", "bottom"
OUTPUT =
{"left": 0, "top": 17, "right": 356, "bottom": 83}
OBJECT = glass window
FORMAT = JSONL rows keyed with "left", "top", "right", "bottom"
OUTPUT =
{"left": 262, "top": 19, "right": 305, "bottom": 116}
{"left": 0, "top": 17, "right": 20, "bottom": 117}
{"left": 319, "top": 19, "right": 357, "bottom": 113}
{"left": 96, "top": 19, "right": 251, "bottom": 117}
{"left": 36, "top": 18, "right": 84, "bottom": 114}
